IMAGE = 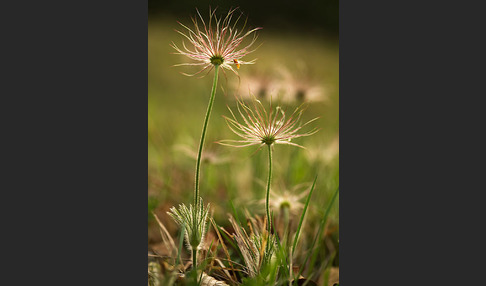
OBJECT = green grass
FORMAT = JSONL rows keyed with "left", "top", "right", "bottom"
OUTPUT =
{"left": 148, "top": 16, "right": 339, "bottom": 285}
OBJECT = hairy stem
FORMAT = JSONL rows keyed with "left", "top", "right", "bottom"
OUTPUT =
{"left": 194, "top": 66, "right": 219, "bottom": 206}
{"left": 266, "top": 144, "right": 273, "bottom": 235}
{"left": 192, "top": 248, "right": 198, "bottom": 281}
{"left": 192, "top": 66, "right": 219, "bottom": 280}
{"left": 283, "top": 205, "right": 290, "bottom": 246}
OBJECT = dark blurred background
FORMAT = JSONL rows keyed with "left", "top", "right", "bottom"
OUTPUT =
{"left": 148, "top": 0, "right": 338, "bottom": 36}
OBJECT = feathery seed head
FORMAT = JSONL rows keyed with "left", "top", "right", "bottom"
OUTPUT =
{"left": 219, "top": 95, "right": 319, "bottom": 149}
{"left": 167, "top": 198, "right": 210, "bottom": 250}
{"left": 233, "top": 71, "right": 279, "bottom": 100}
{"left": 271, "top": 189, "right": 307, "bottom": 216}
{"left": 172, "top": 7, "right": 262, "bottom": 76}
{"left": 257, "top": 184, "right": 309, "bottom": 216}
{"left": 278, "top": 65, "right": 329, "bottom": 103}
{"left": 228, "top": 215, "right": 275, "bottom": 277}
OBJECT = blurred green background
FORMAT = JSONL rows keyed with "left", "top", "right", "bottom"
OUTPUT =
{"left": 148, "top": 1, "right": 339, "bottom": 279}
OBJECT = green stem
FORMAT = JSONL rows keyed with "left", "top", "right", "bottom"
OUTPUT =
{"left": 192, "top": 66, "right": 219, "bottom": 281}
{"left": 283, "top": 205, "right": 290, "bottom": 245}
{"left": 266, "top": 144, "right": 273, "bottom": 235}
{"left": 192, "top": 248, "right": 198, "bottom": 281}
{"left": 194, "top": 66, "right": 219, "bottom": 206}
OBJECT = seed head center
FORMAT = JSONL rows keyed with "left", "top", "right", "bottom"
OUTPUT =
{"left": 280, "top": 201, "right": 291, "bottom": 210}
{"left": 210, "top": 55, "right": 224, "bottom": 66}
{"left": 262, "top": 136, "right": 275, "bottom": 145}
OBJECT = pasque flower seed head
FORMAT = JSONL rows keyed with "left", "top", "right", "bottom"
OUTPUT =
{"left": 172, "top": 7, "right": 261, "bottom": 76}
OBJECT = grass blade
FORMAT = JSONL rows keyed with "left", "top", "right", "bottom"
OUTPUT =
{"left": 229, "top": 199, "right": 242, "bottom": 226}
{"left": 292, "top": 175, "right": 318, "bottom": 254}
{"left": 297, "top": 186, "right": 339, "bottom": 283}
